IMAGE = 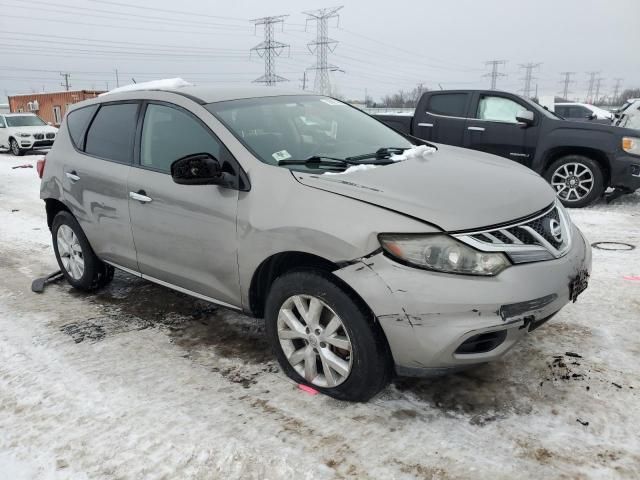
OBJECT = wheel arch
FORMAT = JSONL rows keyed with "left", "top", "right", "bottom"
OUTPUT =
{"left": 45, "top": 198, "right": 72, "bottom": 230}
{"left": 542, "top": 147, "right": 611, "bottom": 186}
{"left": 247, "top": 250, "right": 380, "bottom": 321}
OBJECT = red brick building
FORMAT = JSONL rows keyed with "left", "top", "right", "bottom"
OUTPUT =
{"left": 8, "top": 90, "right": 105, "bottom": 126}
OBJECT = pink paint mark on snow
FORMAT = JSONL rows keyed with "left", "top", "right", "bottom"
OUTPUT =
{"left": 623, "top": 276, "right": 640, "bottom": 281}
{"left": 298, "top": 384, "right": 319, "bottom": 395}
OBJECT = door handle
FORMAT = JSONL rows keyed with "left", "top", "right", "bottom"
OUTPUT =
{"left": 65, "top": 171, "right": 80, "bottom": 182}
{"left": 129, "top": 190, "right": 153, "bottom": 203}
{"left": 467, "top": 126, "right": 485, "bottom": 132}
{"left": 417, "top": 122, "right": 434, "bottom": 127}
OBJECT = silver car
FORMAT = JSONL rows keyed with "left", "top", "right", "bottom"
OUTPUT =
{"left": 39, "top": 86, "right": 592, "bottom": 401}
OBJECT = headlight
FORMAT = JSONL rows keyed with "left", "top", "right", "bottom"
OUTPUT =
{"left": 379, "top": 233, "right": 511, "bottom": 276}
{"left": 18, "top": 132, "right": 31, "bottom": 138}
{"left": 622, "top": 137, "right": 640, "bottom": 155}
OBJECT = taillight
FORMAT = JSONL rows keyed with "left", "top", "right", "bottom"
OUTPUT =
{"left": 36, "top": 156, "right": 46, "bottom": 179}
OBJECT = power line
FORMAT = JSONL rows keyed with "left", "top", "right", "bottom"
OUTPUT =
{"left": 484, "top": 60, "right": 507, "bottom": 90}
{"left": 519, "top": 62, "right": 541, "bottom": 99}
{"left": 250, "top": 16, "right": 290, "bottom": 86}
{"left": 559, "top": 71, "right": 576, "bottom": 99}
{"left": 303, "top": 6, "right": 343, "bottom": 95}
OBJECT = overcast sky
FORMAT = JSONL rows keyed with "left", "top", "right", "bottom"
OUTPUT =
{"left": 1, "top": 0, "right": 639, "bottom": 102}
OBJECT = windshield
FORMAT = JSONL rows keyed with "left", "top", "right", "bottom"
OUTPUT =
{"left": 206, "top": 95, "right": 413, "bottom": 171}
{"left": 5, "top": 115, "right": 47, "bottom": 127}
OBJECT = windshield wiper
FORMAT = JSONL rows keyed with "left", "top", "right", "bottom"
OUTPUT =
{"left": 277, "top": 156, "right": 349, "bottom": 168}
{"left": 278, "top": 155, "right": 394, "bottom": 168}
{"left": 345, "top": 147, "right": 408, "bottom": 161}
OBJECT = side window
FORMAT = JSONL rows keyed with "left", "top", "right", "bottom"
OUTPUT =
{"left": 555, "top": 106, "right": 568, "bottom": 117}
{"left": 67, "top": 105, "right": 98, "bottom": 150}
{"left": 0, "top": 116, "right": 5, "bottom": 128}
{"left": 571, "top": 106, "right": 590, "bottom": 118}
{"left": 477, "top": 96, "right": 525, "bottom": 123}
{"left": 140, "top": 104, "right": 222, "bottom": 173}
{"left": 85, "top": 103, "right": 139, "bottom": 163}
{"left": 427, "top": 93, "right": 469, "bottom": 117}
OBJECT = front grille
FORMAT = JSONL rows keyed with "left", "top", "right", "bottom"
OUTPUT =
{"left": 46, "top": 133, "right": 55, "bottom": 139}
{"left": 33, "top": 140, "right": 54, "bottom": 147}
{"left": 33, "top": 133, "right": 44, "bottom": 140}
{"left": 455, "top": 203, "right": 572, "bottom": 263}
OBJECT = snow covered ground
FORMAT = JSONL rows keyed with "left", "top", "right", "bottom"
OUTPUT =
{"left": 0, "top": 152, "right": 639, "bottom": 479}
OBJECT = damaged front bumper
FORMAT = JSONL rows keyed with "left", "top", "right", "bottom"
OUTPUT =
{"left": 334, "top": 224, "right": 592, "bottom": 376}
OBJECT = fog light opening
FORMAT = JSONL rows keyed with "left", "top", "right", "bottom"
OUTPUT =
{"left": 455, "top": 330, "right": 508, "bottom": 355}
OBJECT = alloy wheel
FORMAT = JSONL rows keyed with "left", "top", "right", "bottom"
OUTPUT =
{"left": 56, "top": 225, "right": 85, "bottom": 280}
{"left": 550, "top": 162, "right": 594, "bottom": 202}
{"left": 10, "top": 139, "right": 20, "bottom": 156}
{"left": 277, "top": 294, "right": 353, "bottom": 388}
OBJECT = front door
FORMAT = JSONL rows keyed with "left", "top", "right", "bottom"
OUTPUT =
{"left": 464, "top": 93, "right": 539, "bottom": 166}
{"left": 127, "top": 102, "right": 241, "bottom": 307}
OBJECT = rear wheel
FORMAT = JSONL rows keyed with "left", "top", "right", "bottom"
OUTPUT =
{"left": 545, "top": 155, "right": 604, "bottom": 208}
{"left": 265, "top": 270, "right": 391, "bottom": 402}
{"left": 52, "top": 211, "right": 114, "bottom": 291}
{"left": 10, "top": 138, "right": 24, "bottom": 156}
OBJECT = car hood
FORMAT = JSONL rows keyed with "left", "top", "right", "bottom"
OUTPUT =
{"left": 8, "top": 125, "right": 58, "bottom": 133}
{"left": 293, "top": 143, "right": 556, "bottom": 231}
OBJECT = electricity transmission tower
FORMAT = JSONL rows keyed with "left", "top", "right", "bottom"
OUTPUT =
{"left": 594, "top": 77, "right": 605, "bottom": 104}
{"left": 60, "top": 72, "right": 71, "bottom": 91}
{"left": 612, "top": 78, "right": 623, "bottom": 104}
{"left": 559, "top": 72, "right": 575, "bottom": 100}
{"left": 519, "top": 63, "right": 541, "bottom": 98}
{"left": 484, "top": 60, "right": 507, "bottom": 90}
{"left": 585, "top": 71, "right": 600, "bottom": 102}
{"left": 250, "top": 15, "right": 290, "bottom": 86}
{"left": 303, "top": 6, "right": 343, "bottom": 95}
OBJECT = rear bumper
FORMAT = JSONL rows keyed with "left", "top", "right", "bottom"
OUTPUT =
{"left": 334, "top": 224, "right": 592, "bottom": 375}
{"left": 610, "top": 152, "right": 640, "bottom": 191}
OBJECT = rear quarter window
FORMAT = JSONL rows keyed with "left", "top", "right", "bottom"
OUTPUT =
{"left": 67, "top": 105, "right": 98, "bottom": 150}
{"left": 427, "top": 93, "right": 469, "bottom": 117}
{"left": 85, "top": 103, "right": 139, "bottom": 164}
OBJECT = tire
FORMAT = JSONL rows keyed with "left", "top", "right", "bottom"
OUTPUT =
{"left": 10, "top": 138, "right": 24, "bottom": 156}
{"left": 265, "top": 270, "right": 392, "bottom": 402}
{"left": 544, "top": 155, "right": 605, "bottom": 208}
{"left": 51, "top": 211, "right": 114, "bottom": 291}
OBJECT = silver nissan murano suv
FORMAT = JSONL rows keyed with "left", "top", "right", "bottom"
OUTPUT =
{"left": 39, "top": 85, "right": 591, "bottom": 401}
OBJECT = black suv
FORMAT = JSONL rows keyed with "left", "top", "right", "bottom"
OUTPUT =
{"left": 374, "top": 90, "right": 640, "bottom": 207}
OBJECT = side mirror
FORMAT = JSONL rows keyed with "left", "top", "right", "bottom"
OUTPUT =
{"left": 170, "top": 153, "right": 234, "bottom": 187}
{"left": 587, "top": 113, "right": 597, "bottom": 120}
{"left": 516, "top": 110, "right": 534, "bottom": 127}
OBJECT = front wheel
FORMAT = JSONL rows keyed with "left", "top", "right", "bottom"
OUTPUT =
{"left": 265, "top": 270, "right": 392, "bottom": 402}
{"left": 544, "top": 155, "right": 604, "bottom": 208}
{"left": 52, "top": 211, "right": 114, "bottom": 291}
{"left": 10, "top": 138, "right": 24, "bottom": 156}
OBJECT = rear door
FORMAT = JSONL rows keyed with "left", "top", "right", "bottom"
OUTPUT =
{"left": 127, "top": 101, "right": 241, "bottom": 307}
{"left": 413, "top": 92, "right": 471, "bottom": 145}
{"left": 464, "top": 92, "right": 539, "bottom": 166}
{"left": 62, "top": 102, "right": 139, "bottom": 270}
